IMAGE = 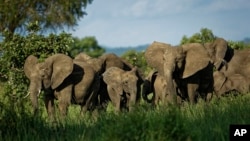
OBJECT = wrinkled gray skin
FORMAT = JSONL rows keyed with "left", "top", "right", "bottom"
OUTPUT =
{"left": 24, "top": 54, "right": 100, "bottom": 121}
{"left": 145, "top": 41, "right": 213, "bottom": 104}
{"left": 206, "top": 39, "right": 250, "bottom": 96}
{"left": 218, "top": 48, "right": 250, "bottom": 77}
{"left": 75, "top": 53, "right": 144, "bottom": 109}
{"left": 102, "top": 67, "right": 139, "bottom": 112}
{"left": 204, "top": 38, "right": 229, "bottom": 70}
{"left": 213, "top": 71, "right": 250, "bottom": 96}
{"left": 142, "top": 70, "right": 182, "bottom": 106}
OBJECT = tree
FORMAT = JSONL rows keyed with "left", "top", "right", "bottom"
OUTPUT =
{"left": 70, "top": 36, "right": 105, "bottom": 57}
{"left": 0, "top": 22, "right": 73, "bottom": 97}
{"left": 180, "top": 28, "right": 248, "bottom": 50}
{"left": 0, "top": 0, "right": 92, "bottom": 34}
{"left": 180, "top": 28, "right": 216, "bottom": 45}
{"left": 121, "top": 50, "right": 151, "bottom": 74}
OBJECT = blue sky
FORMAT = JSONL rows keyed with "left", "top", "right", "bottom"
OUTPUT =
{"left": 69, "top": 0, "right": 250, "bottom": 47}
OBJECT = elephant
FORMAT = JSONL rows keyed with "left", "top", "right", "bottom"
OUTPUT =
{"left": 143, "top": 70, "right": 186, "bottom": 106}
{"left": 24, "top": 54, "right": 100, "bottom": 121}
{"left": 145, "top": 41, "right": 215, "bottom": 104}
{"left": 142, "top": 70, "right": 175, "bottom": 105}
{"left": 213, "top": 71, "right": 250, "bottom": 96}
{"left": 204, "top": 38, "right": 250, "bottom": 96}
{"left": 74, "top": 53, "right": 144, "bottom": 109}
{"left": 102, "top": 67, "right": 140, "bottom": 112}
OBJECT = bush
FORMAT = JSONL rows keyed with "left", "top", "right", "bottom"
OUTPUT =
{"left": 0, "top": 22, "right": 73, "bottom": 134}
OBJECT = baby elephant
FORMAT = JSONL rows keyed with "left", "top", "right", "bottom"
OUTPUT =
{"left": 102, "top": 67, "right": 140, "bottom": 112}
{"left": 142, "top": 70, "right": 174, "bottom": 106}
{"left": 213, "top": 71, "right": 250, "bottom": 96}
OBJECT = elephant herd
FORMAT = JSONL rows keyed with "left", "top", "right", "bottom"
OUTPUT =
{"left": 24, "top": 38, "right": 250, "bottom": 120}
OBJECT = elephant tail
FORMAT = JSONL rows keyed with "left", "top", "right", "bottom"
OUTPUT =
{"left": 142, "top": 70, "right": 157, "bottom": 103}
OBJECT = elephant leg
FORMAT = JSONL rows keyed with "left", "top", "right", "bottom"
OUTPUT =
{"left": 187, "top": 83, "right": 199, "bottom": 104}
{"left": 206, "top": 92, "right": 213, "bottom": 102}
{"left": 152, "top": 92, "right": 158, "bottom": 106}
{"left": 44, "top": 92, "right": 55, "bottom": 122}
{"left": 57, "top": 85, "right": 72, "bottom": 117}
{"left": 80, "top": 105, "right": 88, "bottom": 115}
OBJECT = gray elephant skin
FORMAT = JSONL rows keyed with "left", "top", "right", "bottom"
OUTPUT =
{"left": 206, "top": 39, "right": 250, "bottom": 96}
{"left": 102, "top": 67, "right": 140, "bottom": 112}
{"left": 144, "top": 38, "right": 229, "bottom": 104}
{"left": 75, "top": 53, "right": 144, "bottom": 110}
{"left": 218, "top": 48, "right": 250, "bottom": 77}
{"left": 24, "top": 54, "right": 100, "bottom": 121}
{"left": 142, "top": 70, "right": 184, "bottom": 106}
{"left": 213, "top": 71, "right": 250, "bottom": 96}
{"left": 142, "top": 70, "right": 170, "bottom": 105}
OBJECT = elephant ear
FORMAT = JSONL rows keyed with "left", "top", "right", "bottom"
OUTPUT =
{"left": 24, "top": 55, "right": 38, "bottom": 79}
{"left": 204, "top": 38, "right": 228, "bottom": 70}
{"left": 146, "top": 70, "right": 158, "bottom": 83}
{"left": 102, "top": 67, "right": 122, "bottom": 86}
{"left": 45, "top": 54, "right": 74, "bottom": 89}
{"left": 181, "top": 43, "right": 211, "bottom": 78}
{"left": 145, "top": 41, "right": 171, "bottom": 75}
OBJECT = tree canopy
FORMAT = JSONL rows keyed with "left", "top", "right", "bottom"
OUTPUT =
{"left": 180, "top": 28, "right": 216, "bottom": 45}
{"left": 0, "top": 0, "right": 92, "bottom": 34}
{"left": 70, "top": 36, "right": 105, "bottom": 57}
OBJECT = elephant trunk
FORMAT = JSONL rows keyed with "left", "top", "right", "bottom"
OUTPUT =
{"left": 28, "top": 80, "right": 42, "bottom": 115}
{"left": 165, "top": 76, "right": 177, "bottom": 105}
{"left": 128, "top": 87, "right": 137, "bottom": 112}
{"left": 163, "top": 63, "right": 177, "bottom": 105}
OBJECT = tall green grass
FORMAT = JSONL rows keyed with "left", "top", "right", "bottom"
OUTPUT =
{"left": 1, "top": 94, "right": 250, "bottom": 141}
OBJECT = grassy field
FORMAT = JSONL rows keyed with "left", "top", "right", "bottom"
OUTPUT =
{"left": 1, "top": 93, "right": 250, "bottom": 141}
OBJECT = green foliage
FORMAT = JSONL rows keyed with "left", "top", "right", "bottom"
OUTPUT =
{"left": 228, "top": 40, "right": 246, "bottom": 50}
{"left": 180, "top": 28, "right": 250, "bottom": 50}
{"left": 0, "top": 22, "right": 73, "bottom": 79}
{"left": 121, "top": 50, "right": 152, "bottom": 74}
{"left": 180, "top": 28, "right": 216, "bottom": 45}
{"left": 69, "top": 36, "right": 105, "bottom": 57}
{"left": 0, "top": 23, "right": 73, "bottom": 130}
{"left": 0, "top": 0, "right": 92, "bottom": 33}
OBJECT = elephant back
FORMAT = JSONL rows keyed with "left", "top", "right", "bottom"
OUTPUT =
{"left": 100, "top": 53, "right": 133, "bottom": 71}
{"left": 220, "top": 49, "right": 250, "bottom": 77}
{"left": 145, "top": 41, "right": 171, "bottom": 75}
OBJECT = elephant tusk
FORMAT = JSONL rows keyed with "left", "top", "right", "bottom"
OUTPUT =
{"left": 23, "top": 92, "right": 30, "bottom": 99}
{"left": 37, "top": 90, "right": 41, "bottom": 97}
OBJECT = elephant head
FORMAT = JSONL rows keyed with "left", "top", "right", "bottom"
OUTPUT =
{"left": 144, "top": 41, "right": 171, "bottom": 75}
{"left": 24, "top": 54, "right": 73, "bottom": 114}
{"left": 102, "top": 67, "right": 139, "bottom": 112}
